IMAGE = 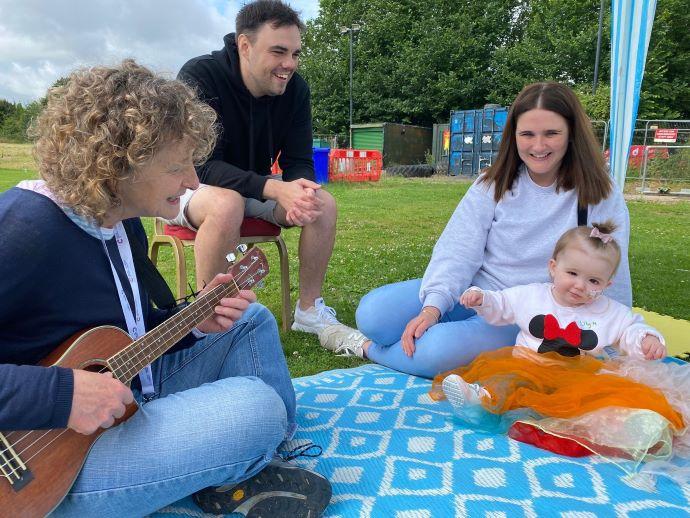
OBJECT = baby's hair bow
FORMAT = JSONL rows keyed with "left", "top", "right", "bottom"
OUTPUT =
{"left": 590, "top": 227, "right": 613, "bottom": 243}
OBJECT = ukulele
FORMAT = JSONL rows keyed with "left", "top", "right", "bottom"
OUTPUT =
{"left": 0, "top": 248, "right": 268, "bottom": 517}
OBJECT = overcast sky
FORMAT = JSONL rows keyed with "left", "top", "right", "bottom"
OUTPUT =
{"left": 0, "top": 0, "right": 320, "bottom": 104}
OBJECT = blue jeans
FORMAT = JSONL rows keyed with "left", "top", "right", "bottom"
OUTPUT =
{"left": 53, "top": 303, "right": 296, "bottom": 518}
{"left": 356, "top": 279, "right": 519, "bottom": 378}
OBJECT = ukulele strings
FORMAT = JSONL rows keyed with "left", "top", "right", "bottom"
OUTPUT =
{"left": 0, "top": 263, "right": 262, "bottom": 478}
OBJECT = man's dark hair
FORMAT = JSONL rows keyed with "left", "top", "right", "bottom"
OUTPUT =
{"left": 236, "top": 0, "right": 305, "bottom": 40}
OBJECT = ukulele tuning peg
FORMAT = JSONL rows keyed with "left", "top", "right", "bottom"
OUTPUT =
{"left": 236, "top": 244, "right": 248, "bottom": 254}
{"left": 255, "top": 280, "right": 265, "bottom": 289}
{"left": 225, "top": 253, "right": 236, "bottom": 264}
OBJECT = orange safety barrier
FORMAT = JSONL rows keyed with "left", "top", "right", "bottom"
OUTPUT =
{"left": 271, "top": 161, "right": 282, "bottom": 174}
{"left": 271, "top": 151, "right": 282, "bottom": 175}
{"left": 603, "top": 145, "right": 670, "bottom": 167}
{"left": 328, "top": 149, "right": 383, "bottom": 182}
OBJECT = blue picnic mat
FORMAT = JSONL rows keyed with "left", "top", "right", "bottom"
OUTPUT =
{"left": 153, "top": 364, "right": 690, "bottom": 517}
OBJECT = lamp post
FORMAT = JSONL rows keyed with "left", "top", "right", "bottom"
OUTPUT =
{"left": 340, "top": 23, "right": 361, "bottom": 148}
{"left": 592, "top": 0, "right": 605, "bottom": 94}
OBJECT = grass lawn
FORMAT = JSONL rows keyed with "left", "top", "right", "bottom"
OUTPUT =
{"left": 2, "top": 142, "right": 689, "bottom": 377}
{"left": 0, "top": 142, "right": 36, "bottom": 171}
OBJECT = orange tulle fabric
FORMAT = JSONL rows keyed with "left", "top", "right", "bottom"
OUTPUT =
{"left": 430, "top": 346, "right": 684, "bottom": 431}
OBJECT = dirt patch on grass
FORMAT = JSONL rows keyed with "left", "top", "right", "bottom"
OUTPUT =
{"left": 624, "top": 193, "right": 690, "bottom": 204}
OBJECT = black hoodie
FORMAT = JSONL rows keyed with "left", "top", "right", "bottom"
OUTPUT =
{"left": 178, "top": 33, "right": 314, "bottom": 200}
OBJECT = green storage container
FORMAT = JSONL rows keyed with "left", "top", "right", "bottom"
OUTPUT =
{"left": 352, "top": 124, "right": 384, "bottom": 152}
{"left": 352, "top": 123, "right": 431, "bottom": 166}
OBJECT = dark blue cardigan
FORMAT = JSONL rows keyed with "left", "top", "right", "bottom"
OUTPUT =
{"left": 0, "top": 188, "right": 196, "bottom": 430}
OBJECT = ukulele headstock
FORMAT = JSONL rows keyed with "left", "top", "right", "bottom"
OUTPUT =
{"left": 227, "top": 246, "right": 269, "bottom": 290}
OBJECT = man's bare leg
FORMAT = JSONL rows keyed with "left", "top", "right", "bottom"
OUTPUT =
{"left": 186, "top": 186, "right": 245, "bottom": 289}
{"left": 274, "top": 189, "right": 337, "bottom": 310}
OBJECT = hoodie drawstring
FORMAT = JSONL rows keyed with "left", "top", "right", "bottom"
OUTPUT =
{"left": 249, "top": 96, "right": 254, "bottom": 172}
{"left": 268, "top": 111, "right": 274, "bottom": 168}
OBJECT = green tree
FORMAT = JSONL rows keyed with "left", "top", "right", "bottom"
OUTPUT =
{"left": 0, "top": 77, "right": 61, "bottom": 142}
{"left": 301, "top": 0, "right": 520, "bottom": 134}
{"left": 0, "top": 103, "right": 24, "bottom": 142}
{"left": 486, "top": 0, "right": 688, "bottom": 119}
{"left": 575, "top": 84, "right": 610, "bottom": 120}
{"left": 50, "top": 76, "right": 70, "bottom": 90}
{"left": 300, "top": 0, "right": 688, "bottom": 132}
{"left": 0, "top": 99, "right": 14, "bottom": 126}
{"left": 487, "top": 0, "right": 609, "bottom": 105}
{"left": 637, "top": 0, "right": 689, "bottom": 119}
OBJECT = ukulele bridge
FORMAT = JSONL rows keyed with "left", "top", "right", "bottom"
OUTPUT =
{"left": 0, "top": 432, "right": 34, "bottom": 492}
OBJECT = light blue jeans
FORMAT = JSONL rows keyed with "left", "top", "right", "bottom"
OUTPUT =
{"left": 52, "top": 303, "right": 296, "bottom": 518}
{"left": 356, "top": 279, "right": 519, "bottom": 378}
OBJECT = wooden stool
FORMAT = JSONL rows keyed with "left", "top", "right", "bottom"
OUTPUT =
{"left": 149, "top": 217, "right": 292, "bottom": 331}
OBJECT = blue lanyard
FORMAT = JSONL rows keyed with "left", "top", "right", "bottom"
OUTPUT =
{"left": 100, "top": 224, "right": 154, "bottom": 395}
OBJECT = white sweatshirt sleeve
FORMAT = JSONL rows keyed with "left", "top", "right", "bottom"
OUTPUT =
{"left": 419, "top": 178, "right": 497, "bottom": 315}
{"left": 466, "top": 286, "right": 518, "bottom": 326}
{"left": 616, "top": 310, "right": 666, "bottom": 358}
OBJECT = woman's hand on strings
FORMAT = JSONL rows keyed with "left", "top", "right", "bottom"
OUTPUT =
{"left": 196, "top": 273, "right": 257, "bottom": 334}
{"left": 68, "top": 370, "right": 133, "bottom": 435}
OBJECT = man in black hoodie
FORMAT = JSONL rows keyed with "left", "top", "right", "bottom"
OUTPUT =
{"left": 167, "top": 0, "right": 345, "bottom": 339}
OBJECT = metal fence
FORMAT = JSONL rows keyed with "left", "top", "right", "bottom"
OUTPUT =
{"left": 426, "top": 118, "right": 690, "bottom": 193}
{"left": 569, "top": 119, "right": 690, "bottom": 195}
{"left": 642, "top": 120, "right": 690, "bottom": 147}
{"left": 625, "top": 120, "right": 690, "bottom": 195}
{"left": 636, "top": 145, "right": 690, "bottom": 195}
{"left": 591, "top": 120, "right": 609, "bottom": 152}
{"left": 591, "top": 119, "right": 690, "bottom": 150}
{"left": 313, "top": 134, "right": 346, "bottom": 149}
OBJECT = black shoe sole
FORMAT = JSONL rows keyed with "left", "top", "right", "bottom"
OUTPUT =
{"left": 193, "top": 463, "right": 332, "bottom": 517}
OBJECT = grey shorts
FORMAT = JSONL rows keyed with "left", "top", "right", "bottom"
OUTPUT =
{"left": 165, "top": 183, "right": 286, "bottom": 230}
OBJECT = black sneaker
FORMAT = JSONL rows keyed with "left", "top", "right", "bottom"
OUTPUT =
{"left": 192, "top": 457, "right": 331, "bottom": 517}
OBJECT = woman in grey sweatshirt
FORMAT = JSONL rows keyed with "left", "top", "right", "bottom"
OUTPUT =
{"left": 351, "top": 82, "right": 631, "bottom": 378}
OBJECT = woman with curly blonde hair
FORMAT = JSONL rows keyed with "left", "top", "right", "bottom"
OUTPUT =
{"left": 31, "top": 59, "right": 218, "bottom": 224}
{"left": 0, "top": 60, "right": 330, "bottom": 517}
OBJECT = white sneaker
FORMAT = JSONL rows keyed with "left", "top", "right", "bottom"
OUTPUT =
{"left": 441, "top": 374, "right": 488, "bottom": 409}
{"left": 291, "top": 297, "right": 340, "bottom": 334}
{"left": 318, "top": 324, "right": 368, "bottom": 358}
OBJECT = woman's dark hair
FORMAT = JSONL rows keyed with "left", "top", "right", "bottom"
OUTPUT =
{"left": 236, "top": 0, "right": 305, "bottom": 41}
{"left": 481, "top": 82, "right": 611, "bottom": 206}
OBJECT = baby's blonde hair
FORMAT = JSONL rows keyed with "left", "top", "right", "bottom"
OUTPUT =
{"left": 552, "top": 220, "right": 622, "bottom": 275}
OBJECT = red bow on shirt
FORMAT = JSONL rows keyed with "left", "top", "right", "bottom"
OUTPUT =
{"left": 543, "top": 314, "right": 581, "bottom": 346}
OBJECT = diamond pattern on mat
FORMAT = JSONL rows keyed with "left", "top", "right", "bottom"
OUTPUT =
{"left": 151, "top": 364, "right": 690, "bottom": 518}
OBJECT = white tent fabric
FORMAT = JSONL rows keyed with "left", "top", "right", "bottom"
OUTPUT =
{"left": 609, "top": 0, "right": 657, "bottom": 189}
